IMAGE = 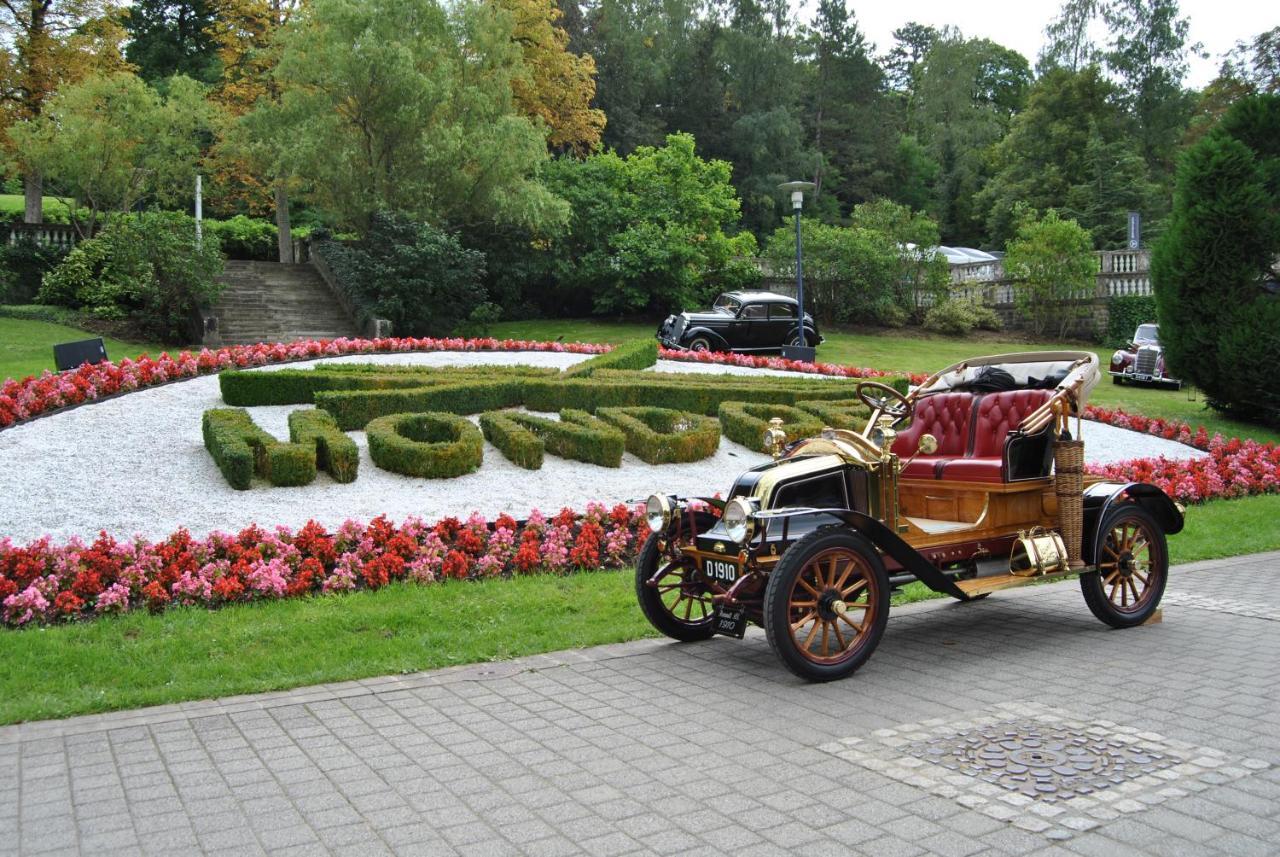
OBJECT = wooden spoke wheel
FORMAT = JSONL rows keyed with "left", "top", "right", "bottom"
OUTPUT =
{"left": 764, "top": 528, "right": 889, "bottom": 681}
{"left": 634, "top": 513, "right": 717, "bottom": 642}
{"left": 1080, "top": 504, "right": 1168, "bottom": 628}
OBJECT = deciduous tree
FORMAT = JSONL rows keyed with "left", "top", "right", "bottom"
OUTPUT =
{"left": 1004, "top": 209, "right": 1097, "bottom": 338}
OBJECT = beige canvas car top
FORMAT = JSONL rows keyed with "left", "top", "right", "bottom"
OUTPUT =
{"left": 911, "top": 351, "right": 1101, "bottom": 428}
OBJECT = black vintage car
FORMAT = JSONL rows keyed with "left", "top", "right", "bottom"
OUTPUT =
{"left": 657, "top": 291, "right": 823, "bottom": 353}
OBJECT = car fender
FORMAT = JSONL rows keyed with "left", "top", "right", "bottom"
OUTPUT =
{"left": 1081, "top": 481, "right": 1185, "bottom": 564}
{"left": 758, "top": 507, "right": 970, "bottom": 600}
{"left": 682, "top": 327, "right": 730, "bottom": 350}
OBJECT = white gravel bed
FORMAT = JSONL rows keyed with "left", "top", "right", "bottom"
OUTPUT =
{"left": 0, "top": 352, "right": 1206, "bottom": 542}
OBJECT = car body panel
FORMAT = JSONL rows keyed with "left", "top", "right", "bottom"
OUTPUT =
{"left": 657, "top": 290, "right": 823, "bottom": 353}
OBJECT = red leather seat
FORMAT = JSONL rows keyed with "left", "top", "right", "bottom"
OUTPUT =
{"left": 892, "top": 393, "right": 975, "bottom": 479}
{"left": 897, "top": 389, "right": 1055, "bottom": 483}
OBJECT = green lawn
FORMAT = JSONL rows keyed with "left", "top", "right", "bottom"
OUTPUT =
{"left": 0, "top": 316, "right": 167, "bottom": 381}
{"left": 2, "top": 493, "right": 1276, "bottom": 725}
{"left": 0, "top": 193, "right": 76, "bottom": 222}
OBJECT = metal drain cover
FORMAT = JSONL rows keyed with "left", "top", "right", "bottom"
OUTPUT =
{"left": 906, "top": 720, "right": 1176, "bottom": 801}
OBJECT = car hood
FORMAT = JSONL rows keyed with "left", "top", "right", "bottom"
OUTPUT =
{"left": 680, "top": 309, "right": 734, "bottom": 323}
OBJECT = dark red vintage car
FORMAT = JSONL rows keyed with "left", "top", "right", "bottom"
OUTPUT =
{"left": 1110, "top": 324, "right": 1181, "bottom": 389}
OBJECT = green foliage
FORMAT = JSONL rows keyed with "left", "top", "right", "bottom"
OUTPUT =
{"left": 204, "top": 216, "right": 278, "bottom": 261}
{"left": 595, "top": 407, "right": 720, "bottom": 463}
{"left": 561, "top": 339, "right": 657, "bottom": 378}
{"left": 534, "top": 134, "right": 758, "bottom": 316}
{"left": 1004, "top": 210, "right": 1098, "bottom": 338}
{"left": 521, "top": 373, "right": 858, "bottom": 417}
{"left": 219, "top": 368, "right": 436, "bottom": 406}
{"left": 717, "top": 402, "right": 824, "bottom": 449}
{"left": 1106, "top": 295, "right": 1159, "bottom": 347}
{"left": 794, "top": 399, "right": 872, "bottom": 430}
{"left": 9, "top": 73, "right": 215, "bottom": 233}
{"left": 1152, "top": 94, "right": 1280, "bottom": 424}
{"left": 317, "top": 381, "right": 526, "bottom": 430}
{"left": 365, "top": 412, "right": 484, "bottom": 478}
{"left": 312, "top": 214, "right": 488, "bottom": 337}
{"left": 288, "top": 409, "right": 359, "bottom": 483}
{"left": 202, "top": 408, "right": 280, "bottom": 490}
{"left": 479, "top": 411, "right": 545, "bottom": 469}
{"left": 124, "top": 0, "right": 221, "bottom": 84}
{"left": 923, "top": 296, "right": 1003, "bottom": 336}
{"left": 253, "top": 0, "right": 569, "bottom": 232}
{"left": 266, "top": 443, "right": 319, "bottom": 487}
{"left": 39, "top": 211, "right": 224, "bottom": 343}
{"left": 0, "top": 239, "right": 69, "bottom": 304}
{"left": 511, "top": 409, "right": 625, "bottom": 467}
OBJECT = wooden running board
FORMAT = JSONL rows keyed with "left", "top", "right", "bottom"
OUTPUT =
{"left": 954, "top": 568, "right": 1079, "bottom": 596}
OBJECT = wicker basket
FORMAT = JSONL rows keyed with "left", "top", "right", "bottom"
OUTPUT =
{"left": 1054, "top": 439, "right": 1085, "bottom": 569}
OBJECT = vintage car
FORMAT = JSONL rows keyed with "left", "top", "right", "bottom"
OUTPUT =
{"left": 656, "top": 291, "right": 823, "bottom": 353}
{"left": 1109, "top": 323, "right": 1181, "bottom": 389}
{"left": 635, "top": 351, "right": 1184, "bottom": 681}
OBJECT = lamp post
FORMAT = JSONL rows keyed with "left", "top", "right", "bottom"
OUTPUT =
{"left": 777, "top": 180, "right": 816, "bottom": 363}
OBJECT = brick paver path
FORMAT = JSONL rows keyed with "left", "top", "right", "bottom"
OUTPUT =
{"left": 3, "top": 552, "right": 1278, "bottom": 856}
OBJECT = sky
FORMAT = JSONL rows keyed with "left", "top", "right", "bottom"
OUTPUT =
{"left": 846, "top": 0, "right": 1276, "bottom": 88}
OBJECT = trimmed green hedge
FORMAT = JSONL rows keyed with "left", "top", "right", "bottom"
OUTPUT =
{"left": 795, "top": 399, "right": 872, "bottom": 430}
{"left": 522, "top": 377, "right": 857, "bottom": 416}
{"left": 522, "top": 409, "right": 625, "bottom": 467}
{"left": 366, "top": 412, "right": 483, "bottom": 478}
{"left": 561, "top": 339, "right": 658, "bottom": 377}
{"left": 220, "top": 368, "right": 461, "bottom": 407}
{"left": 289, "top": 409, "right": 359, "bottom": 483}
{"left": 596, "top": 407, "right": 720, "bottom": 464}
{"left": 313, "top": 363, "right": 557, "bottom": 377}
{"left": 201, "top": 408, "right": 317, "bottom": 488}
{"left": 479, "top": 411, "right": 544, "bottom": 470}
{"left": 317, "top": 380, "right": 526, "bottom": 430}
{"left": 717, "top": 401, "right": 824, "bottom": 450}
{"left": 1106, "top": 295, "right": 1158, "bottom": 348}
{"left": 266, "top": 443, "right": 318, "bottom": 487}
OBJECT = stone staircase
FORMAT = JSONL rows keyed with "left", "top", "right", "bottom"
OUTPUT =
{"left": 211, "top": 260, "right": 361, "bottom": 345}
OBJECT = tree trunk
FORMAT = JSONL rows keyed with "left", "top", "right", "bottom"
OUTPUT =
{"left": 274, "top": 183, "right": 293, "bottom": 263}
{"left": 24, "top": 172, "right": 43, "bottom": 224}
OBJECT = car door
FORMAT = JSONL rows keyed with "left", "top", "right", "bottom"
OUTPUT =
{"left": 738, "top": 303, "right": 770, "bottom": 349}
{"left": 767, "top": 301, "right": 798, "bottom": 347}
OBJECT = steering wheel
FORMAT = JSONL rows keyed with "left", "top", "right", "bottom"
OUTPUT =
{"left": 856, "top": 380, "right": 913, "bottom": 422}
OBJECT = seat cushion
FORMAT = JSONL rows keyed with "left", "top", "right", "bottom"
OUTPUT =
{"left": 892, "top": 393, "right": 975, "bottom": 459}
{"left": 901, "top": 455, "right": 951, "bottom": 481}
{"left": 971, "top": 390, "right": 1054, "bottom": 457}
{"left": 940, "top": 457, "right": 1004, "bottom": 483}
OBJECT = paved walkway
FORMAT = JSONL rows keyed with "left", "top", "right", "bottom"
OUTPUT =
{"left": 3, "top": 552, "right": 1279, "bottom": 857}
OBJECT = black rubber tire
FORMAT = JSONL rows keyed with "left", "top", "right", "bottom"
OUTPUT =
{"left": 1112, "top": 376, "right": 1123, "bottom": 385}
{"left": 1080, "top": 504, "right": 1168, "bottom": 628}
{"left": 686, "top": 336, "right": 714, "bottom": 353}
{"left": 763, "top": 528, "right": 890, "bottom": 681}
{"left": 634, "top": 513, "right": 717, "bottom": 642}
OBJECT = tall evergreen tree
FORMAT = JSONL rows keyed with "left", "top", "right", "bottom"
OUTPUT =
{"left": 125, "top": 0, "right": 221, "bottom": 84}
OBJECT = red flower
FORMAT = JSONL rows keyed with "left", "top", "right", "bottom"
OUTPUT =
{"left": 441, "top": 550, "right": 470, "bottom": 580}
{"left": 71, "top": 570, "right": 104, "bottom": 599}
{"left": 142, "top": 580, "right": 170, "bottom": 611}
{"left": 570, "top": 521, "right": 603, "bottom": 568}
{"left": 54, "top": 591, "right": 84, "bottom": 616}
{"left": 434, "top": 517, "right": 462, "bottom": 541}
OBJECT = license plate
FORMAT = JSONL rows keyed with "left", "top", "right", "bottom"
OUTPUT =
{"left": 712, "top": 605, "right": 747, "bottom": 638}
{"left": 703, "top": 558, "right": 739, "bottom": 583}
{"left": 1132, "top": 373, "right": 1151, "bottom": 381}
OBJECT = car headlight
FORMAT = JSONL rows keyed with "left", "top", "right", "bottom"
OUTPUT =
{"left": 1111, "top": 350, "right": 1126, "bottom": 364}
{"left": 646, "top": 494, "right": 673, "bottom": 532}
{"left": 722, "top": 498, "right": 755, "bottom": 544}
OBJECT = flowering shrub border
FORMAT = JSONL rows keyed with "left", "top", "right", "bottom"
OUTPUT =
{"left": 0, "top": 505, "right": 660, "bottom": 628}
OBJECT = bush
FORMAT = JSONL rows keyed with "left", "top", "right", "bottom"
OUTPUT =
{"left": 366, "top": 412, "right": 483, "bottom": 478}
{"left": 1005, "top": 210, "right": 1097, "bottom": 339}
{"left": 561, "top": 339, "right": 658, "bottom": 377}
{"left": 201, "top": 408, "right": 279, "bottom": 490}
{"left": 479, "top": 410, "right": 544, "bottom": 470}
{"left": 1153, "top": 94, "right": 1280, "bottom": 424}
{"left": 39, "top": 211, "right": 224, "bottom": 343}
{"left": 923, "top": 296, "right": 1003, "bottom": 336}
{"left": 1105, "top": 295, "right": 1159, "bottom": 348}
{"left": 312, "top": 213, "right": 488, "bottom": 337}
{"left": 595, "top": 407, "right": 720, "bottom": 463}
{"left": 317, "top": 380, "right": 526, "bottom": 430}
{"left": 204, "top": 215, "right": 277, "bottom": 261}
{"left": 220, "top": 368, "right": 457, "bottom": 406}
{"left": 795, "top": 399, "right": 872, "bottom": 430}
{"left": 547, "top": 410, "right": 627, "bottom": 467}
{"left": 266, "top": 443, "right": 318, "bottom": 487}
{"left": 523, "top": 374, "right": 859, "bottom": 416}
{"left": 0, "top": 238, "right": 69, "bottom": 304}
{"left": 289, "top": 409, "right": 359, "bottom": 482}
{"left": 717, "top": 402, "right": 824, "bottom": 450}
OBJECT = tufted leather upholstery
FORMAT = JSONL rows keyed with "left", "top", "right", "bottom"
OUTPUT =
{"left": 970, "top": 390, "right": 1053, "bottom": 457}
{"left": 895, "top": 389, "right": 1053, "bottom": 483}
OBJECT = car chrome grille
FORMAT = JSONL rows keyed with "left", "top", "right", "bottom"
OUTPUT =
{"left": 672, "top": 316, "right": 687, "bottom": 340}
{"left": 1135, "top": 347, "right": 1158, "bottom": 375}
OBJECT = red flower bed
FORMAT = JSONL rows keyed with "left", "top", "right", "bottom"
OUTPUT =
{"left": 659, "top": 346, "right": 928, "bottom": 383}
{"left": 0, "top": 504, "right": 654, "bottom": 628}
{"left": 1085, "top": 406, "right": 1280, "bottom": 504}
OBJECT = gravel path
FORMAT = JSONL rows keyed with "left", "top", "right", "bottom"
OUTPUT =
{"left": 0, "top": 352, "right": 1206, "bottom": 542}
